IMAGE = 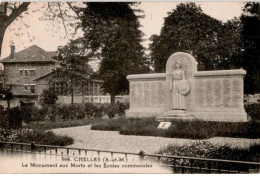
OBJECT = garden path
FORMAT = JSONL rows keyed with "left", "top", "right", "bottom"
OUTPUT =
{"left": 51, "top": 125, "right": 260, "bottom": 154}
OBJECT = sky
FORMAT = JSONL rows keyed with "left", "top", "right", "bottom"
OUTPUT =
{"left": 1, "top": 2, "right": 244, "bottom": 59}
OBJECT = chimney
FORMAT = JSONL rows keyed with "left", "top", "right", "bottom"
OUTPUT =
{"left": 10, "top": 45, "right": 15, "bottom": 59}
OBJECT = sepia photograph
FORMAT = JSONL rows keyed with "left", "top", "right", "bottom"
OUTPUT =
{"left": 0, "top": 0, "right": 260, "bottom": 174}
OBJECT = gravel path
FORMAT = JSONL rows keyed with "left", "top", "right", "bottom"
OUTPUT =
{"left": 51, "top": 125, "right": 260, "bottom": 154}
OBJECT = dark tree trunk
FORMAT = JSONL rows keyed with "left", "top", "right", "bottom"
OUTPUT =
{"left": 0, "top": 2, "right": 30, "bottom": 58}
{"left": 71, "top": 77, "right": 74, "bottom": 105}
{"left": 71, "top": 85, "right": 74, "bottom": 105}
{"left": 111, "top": 94, "right": 115, "bottom": 104}
{"left": 0, "top": 22, "right": 6, "bottom": 58}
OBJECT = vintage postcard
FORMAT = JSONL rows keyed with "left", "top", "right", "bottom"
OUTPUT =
{"left": 0, "top": 1, "right": 260, "bottom": 174}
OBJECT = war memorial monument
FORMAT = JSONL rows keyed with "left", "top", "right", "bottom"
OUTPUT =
{"left": 126, "top": 52, "right": 247, "bottom": 122}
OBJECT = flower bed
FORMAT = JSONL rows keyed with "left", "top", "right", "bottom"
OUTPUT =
{"left": 91, "top": 117, "right": 260, "bottom": 139}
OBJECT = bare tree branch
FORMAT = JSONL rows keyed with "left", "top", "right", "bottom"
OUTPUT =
{"left": 57, "top": 2, "right": 68, "bottom": 36}
{"left": 66, "top": 2, "right": 80, "bottom": 19}
{"left": 6, "top": 2, "right": 30, "bottom": 26}
{"left": 4, "top": 2, "right": 8, "bottom": 15}
{"left": 47, "top": 2, "right": 57, "bottom": 18}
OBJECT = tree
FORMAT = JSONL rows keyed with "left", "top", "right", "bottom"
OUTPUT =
{"left": 1, "top": 87, "right": 13, "bottom": 112}
{"left": 0, "top": 86, "right": 13, "bottom": 128}
{"left": 0, "top": 2, "right": 30, "bottom": 57}
{"left": 0, "top": 2, "right": 81, "bottom": 58}
{"left": 149, "top": 3, "right": 239, "bottom": 72}
{"left": 54, "top": 39, "right": 93, "bottom": 104}
{"left": 40, "top": 88, "right": 58, "bottom": 105}
{"left": 216, "top": 18, "right": 242, "bottom": 69}
{"left": 239, "top": 2, "right": 260, "bottom": 94}
{"left": 80, "top": 2, "right": 150, "bottom": 103}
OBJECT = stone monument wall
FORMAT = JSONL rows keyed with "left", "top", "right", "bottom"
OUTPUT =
{"left": 193, "top": 70, "right": 247, "bottom": 122}
{"left": 127, "top": 73, "right": 167, "bottom": 117}
{"left": 126, "top": 52, "right": 248, "bottom": 122}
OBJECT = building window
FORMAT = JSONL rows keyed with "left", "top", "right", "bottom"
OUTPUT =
{"left": 24, "top": 69, "right": 28, "bottom": 77}
{"left": 19, "top": 69, "right": 23, "bottom": 77}
{"left": 24, "top": 84, "right": 28, "bottom": 91}
{"left": 257, "top": 99, "right": 260, "bottom": 103}
{"left": 30, "top": 85, "right": 36, "bottom": 93}
{"left": 29, "top": 69, "right": 35, "bottom": 77}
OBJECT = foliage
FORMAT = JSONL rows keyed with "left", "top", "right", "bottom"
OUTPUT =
{"left": 245, "top": 103, "right": 260, "bottom": 121}
{"left": 53, "top": 40, "right": 93, "bottom": 104}
{"left": 118, "top": 102, "right": 130, "bottom": 116}
{"left": 120, "top": 118, "right": 160, "bottom": 136}
{"left": 1, "top": 103, "right": 129, "bottom": 127}
{"left": 8, "top": 107, "right": 22, "bottom": 129}
{"left": 149, "top": 2, "right": 241, "bottom": 72}
{"left": 80, "top": 2, "right": 150, "bottom": 102}
{"left": 40, "top": 89, "right": 58, "bottom": 105}
{"left": 0, "top": 128, "right": 73, "bottom": 146}
{"left": 239, "top": 2, "right": 260, "bottom": 94}
{"left": 158, "top": 141, "right": 260, "bottom": 173}
{"left": 105, "top": 104, "right": 119, "bottom": 119}
{"left": 0, "top": 2, "right": 83, "bottom": 59}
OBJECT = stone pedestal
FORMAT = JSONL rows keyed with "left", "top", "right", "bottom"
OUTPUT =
{"left": 156, "top": 110, "right": 195, "bottom": 122}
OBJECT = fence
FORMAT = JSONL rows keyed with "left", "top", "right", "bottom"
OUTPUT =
{"left": 0, "top": 141, "right": 259, "bottom": 174}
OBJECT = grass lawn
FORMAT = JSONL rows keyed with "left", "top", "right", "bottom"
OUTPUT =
{"left": 91, "top": 117, "right": 260, "bottom": 139}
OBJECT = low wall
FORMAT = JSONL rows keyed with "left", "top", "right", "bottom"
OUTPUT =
{"left": 57, "top": 95, "right": 111, "bottom": 104}
{"left": 126, "top": 69, "right": 247, "bottom": 122}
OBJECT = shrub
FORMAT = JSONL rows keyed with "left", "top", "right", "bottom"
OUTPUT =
{"left": 105, "top": 104, "right": 119, "bottom": 119}
{"left": 46, "top": 104, "right": 61, "bottom": 122}
{"left": 92, "top": 117, "right": 260, "bottom": 139}
{"left": 20, "top": 106, "right": 35, "bottom": 123}
{"left": 91, "top": 117, "right": 127, "bottom": 131}
{"left": 93, "top": 103, "right": 105, "bottom": 118}
{"left": 0, "top": 128, "right": 73, "bottom": 146}
{"left": 245, "top": 103, "right": 260, "bottom": 121}
{"left": 85, "top": 102, "right": 97, "bottom": 118}
{"left": 158, "top": 141, "right": 260, "bottom": 173}
{"left": 120, "top": 117, "right": 161, "bottom": 136}
{"left": 118, "top": 102, "right": 129, "bottom": 116}
{"left": 40, "top": 89, "right": 58, "bottom": 105}
{"left": 0, "top": 115, "right": 8, "bottom": 129}
{"left": 8, "top": 107, "right": 22, "bottom": 129}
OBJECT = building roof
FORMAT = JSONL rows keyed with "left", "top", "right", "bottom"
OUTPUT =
{"left": 34, "top": 70, "right": 55, "bottom": 81}
{"left": 47, "top": 51, "right": 59, "bottom": 58}
{"left": 0, "top": 45, "right": 57, "bottom": 63}
{"left": 0, "top": 63, "right": 3, "bottom": 70}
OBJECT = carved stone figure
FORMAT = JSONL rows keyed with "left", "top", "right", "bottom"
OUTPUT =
{"left": 170, "top": 61, "right": 190, "bottom": 110}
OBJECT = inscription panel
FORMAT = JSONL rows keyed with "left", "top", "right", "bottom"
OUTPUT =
{"left": 143, "top": 82, "right": 149, "bottom": 107}
{"left": 195, "top": 79, "right": 206, "bottom": 107}
{"left": 223, "top": 79, "right": 232, "bottom": 107}
{"left": 195, "top": 77, "right": 244, "bottom": 109}
{"left": 232, "top": 79, "right": 242, "bottom": 107}
{"left": 214, "top": 80, "right": 222, "bottom": 107}
{"left": 129, "top": 80, "right": 166, "bottom": 109}
{"left": 206, "top": 80, "right": 213, "bottom": 107}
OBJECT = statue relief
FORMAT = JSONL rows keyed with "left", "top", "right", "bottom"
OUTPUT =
{"left": 170, "top": 61, "right": 190, "bottom": 110}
